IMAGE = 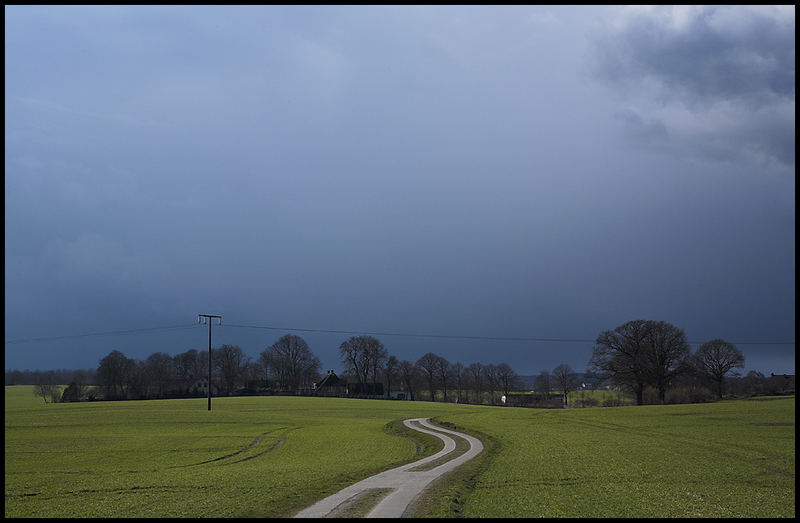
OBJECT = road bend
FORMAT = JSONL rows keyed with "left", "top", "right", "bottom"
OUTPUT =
{"left": 293, "top": 417, "right": 484, "bottom": 518}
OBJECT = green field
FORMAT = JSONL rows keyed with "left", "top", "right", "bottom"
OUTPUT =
{"left": 5, "top": 386, "right": 795, "bottom": 518}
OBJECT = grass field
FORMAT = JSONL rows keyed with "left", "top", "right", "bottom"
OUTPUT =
{"left": 439, "top": 397, "right": 795, "bottom": 517}
{"left": 5, "top": 386, "right": 795, "bottom": 518}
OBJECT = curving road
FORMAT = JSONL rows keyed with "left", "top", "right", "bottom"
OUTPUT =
{"left": 293, "top": 418, "right": 483, "bottom": 518}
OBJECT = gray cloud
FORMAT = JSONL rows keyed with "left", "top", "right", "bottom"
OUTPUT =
{"left": 593, "top": 5, "right": 795, "bottom": 170}
{"left": 4, "top": 6, "right": 795, "bottom": 377}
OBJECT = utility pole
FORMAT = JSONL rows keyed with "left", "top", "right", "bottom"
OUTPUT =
{"left": 198, "top": 314, "right": 222, "bottom": 411}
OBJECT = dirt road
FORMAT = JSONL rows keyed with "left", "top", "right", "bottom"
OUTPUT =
{"left": 293, "top": 417, "right": 483, "bottom": 518}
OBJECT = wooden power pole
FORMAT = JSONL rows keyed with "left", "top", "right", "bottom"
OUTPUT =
{"left": 198, "top": 314, "right": 222, "bottom": 411}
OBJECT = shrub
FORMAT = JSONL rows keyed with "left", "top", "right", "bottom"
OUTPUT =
{"left": 643, "top": 386, "right": 661, "bottom": 404}
{"left": 61, "top": 382, "right": 83, "bottom": 402}
{"left": 664, "top": 386, "right": 714, "bottom": 404}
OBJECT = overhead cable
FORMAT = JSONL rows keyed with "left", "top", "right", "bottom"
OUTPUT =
{"left": 4, "top": 324, "right": 197, "bottom": 344}
{"left": 4, "top": 321, "right": 794, "bottom": 347}
{"left": 221, "top": 322, "right": 794, "bottom": 346}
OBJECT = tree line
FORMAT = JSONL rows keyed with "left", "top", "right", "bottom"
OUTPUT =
{"left": 84, "top": 333, "right": 532, "bottom": 404}
{"left": 337, "top": 334, "right": 525, "bottom": 403}
{"left": 587, "top": 319, "right": 751, "bottom": 404}
{"left": 7, "top": 318, "right": 792, "bottom": 405}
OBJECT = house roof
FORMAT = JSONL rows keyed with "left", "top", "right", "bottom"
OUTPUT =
{"left": 315, "top": 370, "right": 345, "bottom": 389}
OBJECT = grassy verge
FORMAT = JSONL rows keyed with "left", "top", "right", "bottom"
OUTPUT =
{"left": 383, "top": 418, "right": 444, "bottom": 459}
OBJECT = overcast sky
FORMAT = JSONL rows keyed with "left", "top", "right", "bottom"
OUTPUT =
{"left": 5, "top": 5, "right": 795, "bottom": 377}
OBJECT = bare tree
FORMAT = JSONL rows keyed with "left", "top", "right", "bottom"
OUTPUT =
{"left": 435, "top": 355, "right": 452, "bottom": 402}
{"left": 145, "top": 352, "right": 175, "bottom": 398}
{"left": 416, "top": 352, "right": 440, "bottom": 401}
{"left": 241, "top": 360, "right": 266, "bottom": 392}
{"left": 339, "top": 336, "right": 366, "bottom": 388}
{"left": 452, "top": 361, "right": 465, "bottom": 403}
{"left": 642, "top": 320, "right": 691, "bottom": 403}
{"left": 127, "top": 360, "right": 148, "bottom": 399}
{"left": 484, "top": 364, "right": 498, "bottom": 404}
{"left": 175, "top": 349, "right": 204, "bottom": 391}
{"left": 534, "top": 369, "right": 551, "bottom": 395}
{"left": 496, "top": 362, "right": 521, "bottom": 397}
{"left": 339, "top": 335, "right": 384, "bottom": 389}
{"left": 399, "top": 359, "right": 419, "bottom": 400}
{"left": 366, "top": 340, "right": 388, "bottom": 384}
{"left": 97, "top": 350, "right": 135, "bottom": 400}
{"left": 215, "top": 344, "right": 247, "bottom": 395}
{"left": 383, "top": 355, "right": 400, "bottom": 398}
{"left": 33, "top": 371, "right": 60, "bottom": 404}
{"left": 261, "top": 335, "right": 321, "bottom": 393}
{"left": 466, "top": 362, "right": 484, "bottom": 404}
{"left": 589, "top": 320, "right": 652, "bottom": 405}
{"left": 553, "top": 364, "right": 580, "bottom": 405}
{"left": 692, "top": 339, "right": 745, "bottom": 399}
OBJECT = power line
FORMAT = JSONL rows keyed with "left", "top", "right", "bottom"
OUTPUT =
{"left": 221, "top": 322, "right": 795, "bottom": 346}
{"left": 4, "top": 321, "right": 794, "bottom": 347}
{"left": 223, "top": 322, "right": 596, "bottom": 342}
{"left": 4, "top": 324, "right": 197, "bottom": 344}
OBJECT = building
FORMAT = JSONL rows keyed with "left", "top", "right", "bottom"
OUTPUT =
{"left": 189, "top": 377, "right": 219, "bottom": 396}
{"left": 313, "top": 370, "right": 347, "bottom": 396}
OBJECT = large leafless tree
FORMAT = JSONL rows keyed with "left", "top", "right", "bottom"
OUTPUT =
{"left": 97, "top": 350, "right": 135, "bottom": 400}
{"left": 589, "top": 319, "right": 654, "bottom": 405}
{"left": 692, "top": 339, "right": 745, "bottom": 398}
{"left": 552, "top": 363, "right": 580, "bottom": 405}
{"left": 435, "top": 355, "right": 452, "bottom": 402}
{"left": 496, "top": 362, "right": 521, "bottom": 397}
{"left": 339, "top": 335, "right": 385, "bottom": 389}
{"left": 642, "top": 320, "right": 691, "bottom": 403}
{"left": 467, "top": 362, "right": 484, "bottom": 404}
{"left": 399, "top": 359, "right": 418, "bottom": 400}
{"left": 261, "top": 334, "right": 321, "bottom": 393}
{"left": 33, "top": 371, "right": 61, "bottom": 404}
{"left": 590, "top": 319, "right": 691, "bottom": 404}
{"left": 416, "top": 352, "right": 440, "bottom": 401}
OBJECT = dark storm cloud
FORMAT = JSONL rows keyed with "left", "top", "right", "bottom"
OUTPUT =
{"left": 592, "top": 5, "right": 795, "bottom": 169}
{"left": 4, "top": 6, "right": 795, "bottom": 377}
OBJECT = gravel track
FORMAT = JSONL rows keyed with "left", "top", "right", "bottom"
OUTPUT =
{"left": 293, "top": 418, "right": 483, "bottom": 518}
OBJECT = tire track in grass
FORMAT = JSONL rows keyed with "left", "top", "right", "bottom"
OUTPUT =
{"left": 176, "top": 426, "right": 293, "bottom": 468}
{"left": 226, "top": 427, "right": 297, "bottom": 465}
